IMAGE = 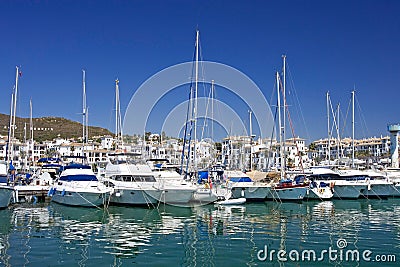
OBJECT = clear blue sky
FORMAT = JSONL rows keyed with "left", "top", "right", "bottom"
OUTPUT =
{"left": 1, "top": 0, "right": 399, "bottom": 143}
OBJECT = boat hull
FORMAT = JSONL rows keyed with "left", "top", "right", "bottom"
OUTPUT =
{"left": 362, "top": 182, "right": 395, "bottom": 198}
{"left": 229, "top": 183, "right": 271, "bottom": 201}
{"left": 51, "top": 190, "right": 109, "bottom": 207}
{"left": 192, "top": 186, "right": 231, "bottom": 204}
{"left": 146, "top": 187, "right": 195, "bottom": 204}
{"left": 110, "top": 188, "right": 159, "bottom": 205}
{"left": 270, "top": 186, "right": 308, "bottom": 201}
{"left": 392, "top": 184, "right": 400, "bottom": 197}
{"left": 332, "top": 183, "right": 366, "bottom": 199}
{"left": 192, "top": 188, "right": 218, "bottom": 203}
{"left": 305, "top": 187, "right": 333, "bottom": 200}
{"left": 0, "top": 185, "right": 14, "bottom": 208}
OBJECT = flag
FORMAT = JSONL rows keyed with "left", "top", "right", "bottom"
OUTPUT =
{"left": 19, "top": 71, "right": 22, "bottom": 77}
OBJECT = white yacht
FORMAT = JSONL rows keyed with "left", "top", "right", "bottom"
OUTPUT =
{"left": 225, "top": 170, "right": 271, "bottom": 201}
{"left": 150, "top": 165, "right": 197, "bottom": 205}
{"left": 0, "top": 161, "right": 14, "bottom": 208}
{"left": 384, "top": 168, "right": 400, "bottom": 196}
{"left": 308, "top": 167, "right": 366, "bottom": 199}
{"left": 292, "top": 173, "right": 334, "bottom": 200}
{"left": 49, "top": 164, "right": 110, "bottom": 207}
{"left": 190, "top": 169, "right": 231, "bottom": 204}
{"left": 339, "top": 169, "right": 395, "bottom": 199}
{"left": 102, "top": 158, "right": 160, "bottom": 206}
{"left": 270, "top": 179, "right": 309, "bottom": 201}
{"left": 305, "top": 180, "right": 334, "bottom": 200}
{"left": 150, "top": 161, "right": 230, "bottom": 205}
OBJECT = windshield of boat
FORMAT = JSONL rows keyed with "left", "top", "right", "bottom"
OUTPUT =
{"left": 111, "top": 175, "right": 156, "bottom": 182}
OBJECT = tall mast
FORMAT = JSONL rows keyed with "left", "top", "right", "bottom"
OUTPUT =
{"left": 276, "top": 71, "right": 284, "bottom": 179}
{"left": 9, "top": 67, "right": 20, "bottom": 163}
{"left": 211, "top": 80, "right": 215, "bottom": 165}
{"left": 7, "top": 93, "right": 14, "bottom": 162}
{"left": 352, "top": 90, "right": 355, "bottom": 168}
{"left": 194, "top": 30, "right": 199, "bottom": 171}
{"left": 336, "top": 103, "right": 340, "bottom": 159}
{"left": 115, "top": 79, "right": 120, "bottom": 149}
{"left": 249, "top": 110, "right": 253, "bottom": 171}
{"left": 82, "top": 69, "right": 86, "bottom": 161}
{"left": 24, "top": 122, "right": 27, "bottom": 169}
{"left": 282, "top": 55, "right": 286, "bottom": 170}
{"left": 211, "top": 79, "right": 214, "bottom": 145}
{"left": 86, "top": 107, "right": 89, "bottom": 146}
{"left": 12, "top": 67, "right": 19, "bottom": 143}
{"left": 118, "top": 81, "right": 123, "bottom": 148}
{"left": 30, "top": 99, "right": 34, "bottom": 165}
{"left": 326, "top": 91, "right": 330, "bottom": 163}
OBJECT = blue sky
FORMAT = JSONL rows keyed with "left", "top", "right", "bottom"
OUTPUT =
{"left": 0, "top": 0, "right": 399, "bottom": 143}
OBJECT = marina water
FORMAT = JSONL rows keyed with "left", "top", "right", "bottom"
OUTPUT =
{"left": 0, "top": 199, "right": 399, "bottom": 266}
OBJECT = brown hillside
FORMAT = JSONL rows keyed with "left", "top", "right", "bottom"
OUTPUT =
{"left": 0, "top": 113, "right": 113, "bottom": 142}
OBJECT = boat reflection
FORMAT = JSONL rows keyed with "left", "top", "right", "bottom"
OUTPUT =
{"left": 0, "top": 208, "right": 12, "bottom": 266}
{"left": 0, "top": 199, "right": 398, "bottom": 266}
{"left": 101, "top": 206, "right": 162, "bottom": 258}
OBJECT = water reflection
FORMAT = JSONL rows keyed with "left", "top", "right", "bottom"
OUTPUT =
{"left": 0, "top": 208, "right": 12, "bottom": 266}
{"left": 0, "top": 200, "right": 398, "bottom": 266}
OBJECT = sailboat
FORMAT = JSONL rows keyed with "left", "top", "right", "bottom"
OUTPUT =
{"left": 316, "top": 91, "right": 393, "bottom": 199}
{"left": 49, "top": 70, "right": 111, "bottom": 207}
{"left": 0, "top": 67, "right": 22, "bottom": 207}
{"left": 102, "top": 81, "right": 159, "bottom": 206}
{"left": 0, "top": 160, "right": 14, "bottom": 208}
{"left": 270, "top": 56, "right": 309, "bottom": 201}
{"left": 103, "top": 80, "right": 196, "bottom": 206}
{"left": 178, "top": 30, "right": 231, "bottom": 205}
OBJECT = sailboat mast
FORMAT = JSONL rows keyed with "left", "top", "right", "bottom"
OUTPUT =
{"left": 7, "top": 93, "right": 14, "bottom": 162}
{"left": 211, "top": 79, "right": 214, "bottom": 145}
{"left": 336, "top": 103, "right": 340, "bottom": 159}
{"left": 9, "top": 67, "right": 20, "bottom": 163}
{"left": 30, "top": 99, "right": 34, "bottom": 165}
{"left": 12, "top": 67, "right": 20, "bottom": 159}
{"left": 115, "top": 80, "right": 118, "bottom": 142}
{"left": 194, "top": 30, "right": 199, "bottom": 171}
{"left": 82, "top": 69, "right": 86, "bottom": 161}
{"left": 249, "top": 110, "right": 253, "bottom": 171}
{"left": 282, "top": 55, "right": 287, "bottom": 172}
{"left": 118, "top": 82, "right": 123, "bottom": 148}
{"left": 12, "top": 67, "right": 19, "bottom": 142}
{"left": 276, "top": 71, "right": 284, "bottom": 179}
{"left": 211, "top": 80, "right": 215, "bottom": 164}
{"left": 326, "top": 91, "right": 330, "bottom": 163}
{"left": 86, "top": 107, "right": 89, "bottom": 147}
{"left": 115, "top": 79, "right": 120, "bottom": 149}
{"left": 352, "top": 90, "right": 355, "bottom": 168}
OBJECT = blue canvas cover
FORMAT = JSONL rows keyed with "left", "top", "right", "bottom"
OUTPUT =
{"left": 229, "top": 177, "right": 252, "bottom": 182}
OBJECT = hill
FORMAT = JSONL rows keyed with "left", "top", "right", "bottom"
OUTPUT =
{"left": 0, "top": 113, "right": 113, "bottom": 142}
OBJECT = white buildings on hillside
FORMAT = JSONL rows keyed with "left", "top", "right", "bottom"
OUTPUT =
{"left": 310, "top": 136, "right": 391, "bottom": 163}
{"left": 0, "top": 132, "right": 395, "bottom": 171}
{"left": 221, "top": 135, "right": 312, "bottom": 171}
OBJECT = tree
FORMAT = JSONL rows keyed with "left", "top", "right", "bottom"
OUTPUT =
{"left": 145, "top": 132, "right": 152, "bottom": 141}
{"left": 309, "top": 142, "right": 316, "bottom": 151}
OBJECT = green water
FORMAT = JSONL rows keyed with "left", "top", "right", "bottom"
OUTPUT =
{"left": 0, "top": 199, "right": 399, "bottom": 266}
